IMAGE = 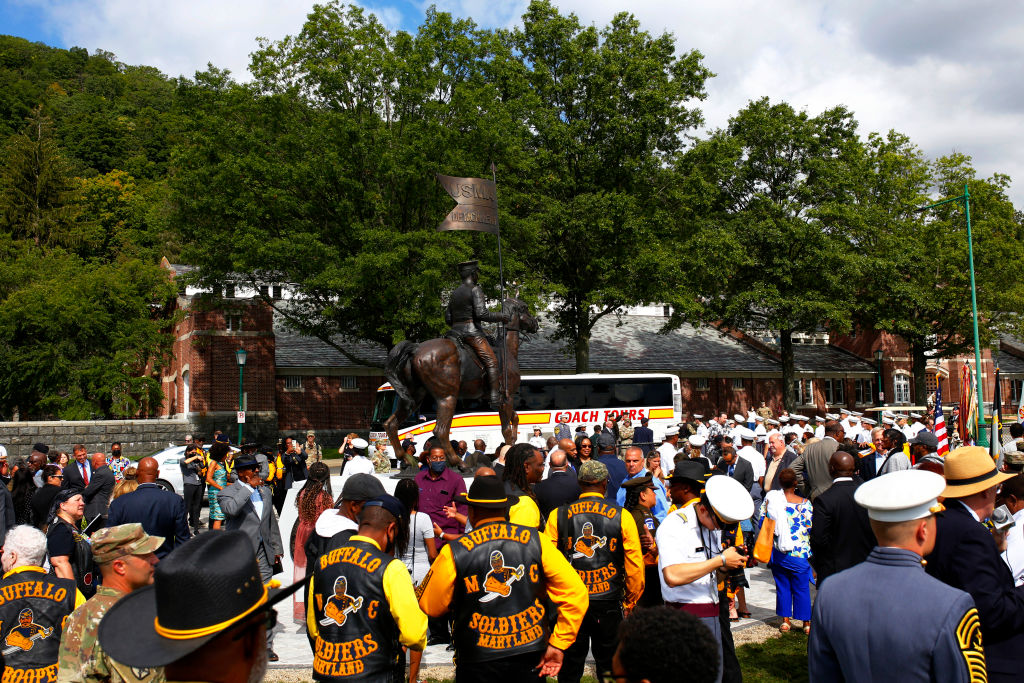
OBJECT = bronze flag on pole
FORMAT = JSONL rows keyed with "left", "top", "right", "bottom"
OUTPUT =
{"left": 436, "top": 174, "right": 499, "bottom": 234}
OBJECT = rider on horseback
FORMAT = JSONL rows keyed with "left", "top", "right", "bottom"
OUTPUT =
{"left": 445, "top": 260, "right": 509, "bottom": 408}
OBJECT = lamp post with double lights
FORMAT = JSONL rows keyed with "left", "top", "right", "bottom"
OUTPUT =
{"left": 874, "top": 348, "right": 884, "bottom": 405}
{"left": 236, "top": 348, "right": 247, "bottom": 446}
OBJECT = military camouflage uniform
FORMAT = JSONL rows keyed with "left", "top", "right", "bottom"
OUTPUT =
{"left": 57, "top": 585, "right": 164, "bottom": 683}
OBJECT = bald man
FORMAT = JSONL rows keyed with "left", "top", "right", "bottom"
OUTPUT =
{"left": 535, "top": 450, "right": 581, "bottom": 520}
{"left": 106, "top": 456, "right": 190, "bottom": 558}
{"left": 83, "top": 452, "right": 115, "bottom": 523}
{"left": 809, "top": 449, "right": 875, "bottom": 586}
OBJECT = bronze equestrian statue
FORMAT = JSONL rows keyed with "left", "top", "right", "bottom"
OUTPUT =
{"left": 383, "top": 261, "right": 539, "bottom": 468}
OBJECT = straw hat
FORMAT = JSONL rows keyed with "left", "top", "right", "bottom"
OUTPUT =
{"left": 941, "top": 446, "right": 1016, "bottom": 498}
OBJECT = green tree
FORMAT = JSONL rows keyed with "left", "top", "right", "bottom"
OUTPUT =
{"left": 501, "top": 0, "right": 713, "bottom": 370}
{"left": 675, "top": 98, "right": 864, "bottom": 409}
{"left": 850, "top": 138, "right": 1024, "bottom": 402}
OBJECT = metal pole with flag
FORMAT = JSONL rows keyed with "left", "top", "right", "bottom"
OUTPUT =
{"left": 934, "top": 379, "right": 949, "bottom": 457}
{"left": 1017, "top": 375, "right": 1024, "bottom": 424}
{"left": 991, "top": 366, "right": 1002, "bottom": 459}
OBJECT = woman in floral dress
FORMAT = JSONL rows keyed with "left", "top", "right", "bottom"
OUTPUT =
{"left": 760, "top": 467, "right": 814, "bottom": 633}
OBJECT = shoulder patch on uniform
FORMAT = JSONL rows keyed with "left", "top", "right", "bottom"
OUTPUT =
{"left": 955, "top": 607, "right": 986, "bottom": 683}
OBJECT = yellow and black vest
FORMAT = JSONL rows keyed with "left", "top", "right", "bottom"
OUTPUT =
{"left": 310, "top": 538, "right": 401, "bottom": 682}
{"left": 0, "top": 569, "right": 77, "bottom": 683}
{"left": 450, "top": 521, "right": 548, "bottom": 662}
{"left": 555, "top": 496, "right": 625, "bottom": 602}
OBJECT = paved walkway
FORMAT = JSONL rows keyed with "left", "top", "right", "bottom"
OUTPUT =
{"left": 267, "top": 565, "right": 786, "bottom": 670}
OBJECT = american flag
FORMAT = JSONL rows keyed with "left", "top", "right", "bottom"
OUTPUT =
{"left": 935, "top": 381, "right": 949, "bottom": 456}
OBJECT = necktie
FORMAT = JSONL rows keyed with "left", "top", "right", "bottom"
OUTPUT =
{"left": 82, "top": 463, "right": 89, "bottom": 485}
{"left": 727, "top": 464, "right": 735, "bottom": 477}
{"left": 250, "top": 489, "right": 262, "bottom": 506}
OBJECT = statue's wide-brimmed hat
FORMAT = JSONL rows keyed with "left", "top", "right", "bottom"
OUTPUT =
{"left": 457, "top": 260, "right": 479, "bottom": 276}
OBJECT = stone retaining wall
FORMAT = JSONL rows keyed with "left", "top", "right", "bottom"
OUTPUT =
{"left": 0, "top": 419, "right": 192, "bottom": 460}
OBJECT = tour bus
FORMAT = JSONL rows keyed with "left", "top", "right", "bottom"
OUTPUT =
{"left": 368, "top": 373, "right": 682, "bottom": 455}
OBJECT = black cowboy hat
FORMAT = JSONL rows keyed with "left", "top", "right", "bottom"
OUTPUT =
{"left": 456, "top": 475, "right": 518, "bottom": 509}
{"left": 98, "top": 531, "right": 306, "bottom": 668}
{"left": 669, "top": 460, "right": 707, "bottom": 486}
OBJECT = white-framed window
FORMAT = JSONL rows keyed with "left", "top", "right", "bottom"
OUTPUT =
{"left": 793, "top": 379, "right": 813, "bottom": 405}
{"left": 284, "top": 376, "right": 303, "bottom": 391}
{"left": 1010, "top": 379, "right": 1023, "bottom": 405}
{"left": 224, "top": 284, "right": 235, "bottom": 299}
{"left": 894, "top": 373, "right": 911, "bottom": 405}
{"left": 855, "top": 378, "right": 874, "bottom": 405}
{"left": 272, "top": 285, "right": 282, "bottom": 299}
{"left": 925, "top": 372, "right": 938, "bottom": 396}
{"left": 824, "top": 378, "right": 845, "bottom": 405}
{"left": 340, "top": 375, "right": 358, "bottom": 390}
{"left": 732, "top": 378, "right": 744, "bottom": 390}
{"left": 226, "top": 314, "right": 242, "bottom": 332}
{"left": 695, "top": 378, "right": 710, "bottom": 391}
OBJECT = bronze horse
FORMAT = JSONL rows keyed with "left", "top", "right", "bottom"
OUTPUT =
{"left": 383, "top": 298, "right": 539, "bottom": 467}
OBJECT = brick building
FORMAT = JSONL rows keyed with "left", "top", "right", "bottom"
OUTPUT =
{"left": 158, "top": 264, "right": 1024, "bottom": 446}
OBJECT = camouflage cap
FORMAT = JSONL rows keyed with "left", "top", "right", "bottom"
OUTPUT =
{"left": 92, "top": 523, "right": 164, "bottom": 565}
{"left": 1005, "top": 449, "right": 1024, "bottom": 467}
{"left": 578, "top": 459, "right": 609, "bottom": 483}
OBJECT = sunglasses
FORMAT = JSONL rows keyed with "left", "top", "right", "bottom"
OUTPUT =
{"left": 580, "top": 445, "right": 592, "bottom": 449}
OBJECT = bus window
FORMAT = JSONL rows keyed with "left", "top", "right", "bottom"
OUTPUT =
{"left": 588, "top": 383, "right": 612, "bottom": 408}
{"left": 371, "top": 392, "right": 395, "bottom": 424}
{"left": 553, "top": 382, "right": 586, "bottom": 410}
{"left": 612, "top": 381, "right": 644, "bottom": 406}
{"left": 521, "top": 383, "right": 553, "bottom": 410}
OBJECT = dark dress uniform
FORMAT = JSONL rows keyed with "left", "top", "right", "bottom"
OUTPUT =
{"left": 927, "top": 500, "right": 1024, "bottom": 681}
{"left": 545, "top": 492, "right": 644, "bottom": 683}
{"left": 810, "top": 547, "right": 986, "bottom": 682}
{"left": 0, "top": 566, "right": 81, "bottom": 683}
{"left": 417, "top": 519, "right": 587, "bottom": 683}
{"left": 307, "top": 535, "right": 426, "bottom": 682}
{"left": 445, "top": 261, "right": 507, "bottom": 406}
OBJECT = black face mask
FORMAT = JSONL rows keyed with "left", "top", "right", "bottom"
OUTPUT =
{"left": 112, "top": 451, "right": 121, "bottom": 457}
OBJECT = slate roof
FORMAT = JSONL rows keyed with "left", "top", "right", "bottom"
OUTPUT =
{"left": 791, "top": 344, "right": 877, "bottom": 375}
{"left": 998, "top": 350, "right": 1024, "bottom": 375}
{"left": 274, "top": 314, "right": 817, "bottom": 375}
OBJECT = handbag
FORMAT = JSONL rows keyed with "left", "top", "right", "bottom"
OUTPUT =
{"left": 752, "top": 517, "right": 775, "bottom": 564}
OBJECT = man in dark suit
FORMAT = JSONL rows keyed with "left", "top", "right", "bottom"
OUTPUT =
{"left": 107, "top": 456, "right": 190, "bottom": 559}
{"left": 763, "top": 433, "right": 799, "bottom": 493}
{"left": 810, "top": 450, "right": 874, "bottom": 586}
{"left": 219, "top": 454, "right": 284, "bottom": 661}
{"left": 462, "top": 438, "right": 492, "bottom": 472}
{"left": 926, "top": 446, "right": 1024, "bottom": 681}
{"left": 534, "top": 449, "right": 580, "bottom": 520}
{"left": 62, "top": 444, "right": 92, "bottom": 492}
{"left": 83, "top": 452, "right": 115, "bottom": 524}
{"left": 632, "top": 418, "right": 655, "bottom": 455}
{"left": 714, "top": 446, "right": 754, "bottom": 493}
{"left": 792, "top": 420, "right": 844, "bottom": 500}
{"left": 596, "top": 443, "right": 628, "bottom": 501}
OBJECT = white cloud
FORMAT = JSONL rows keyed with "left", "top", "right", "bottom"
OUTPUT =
{"left": 18, "top": 0, "right": 1024, "bottom": 203}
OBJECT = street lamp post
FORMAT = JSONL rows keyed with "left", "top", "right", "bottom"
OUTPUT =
{"left": 236, "top": 348, "right": 247, "bottom": 446}
{"left": 916, "top": 184, "right": 988, "bottom": 446}
{"left": 874, "top": 348, "right": 884, "bottom": 405}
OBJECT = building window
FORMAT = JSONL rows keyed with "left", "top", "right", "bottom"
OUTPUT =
{"left": 1010, "top": 379, "right": 1023, "bottom": 405}
{"left": 224, "top": 284, "right": 235, "bottom": 299}
{"left": 226, "top": 314, "right": 242, "bottom": 332}
{"left": 793, "top": 379, "right": 813, "bottom": 405}
{"left": 894, "top": 374, "right": 911, "bottom": 405}
{"left": 855, "top": 378, "right": 874, "bottom": 405}
{"left": 824, "top": 378, "right": 845, "bottom": 405}
{"left": 259, "top": 285, "right": 269, "bottom": 298}
{"left": 732, "top": 378, "right": 744, "bottom": 390}
{"left": 340, "top": 375, "right": 358, "bottom": 390}
{"left": 925, "top": 372, "right": 938, "bottom": 396}
{"left": 273, "top": 285, "right": 282, "bottom": 299}
{"left": 695, "top": 378, "right": 710, "bottom": 391}
{"left": 284, "top": 376, "right": 303, "bottom": 390}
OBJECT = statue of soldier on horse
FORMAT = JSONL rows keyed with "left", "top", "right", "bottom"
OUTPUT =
{"left": 383, "top": 260, "right": 539, "bottom": 468}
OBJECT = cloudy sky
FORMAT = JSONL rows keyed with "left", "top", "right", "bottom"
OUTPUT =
{"left": 4, "top": 0, "right": 1023, "bottom": 204}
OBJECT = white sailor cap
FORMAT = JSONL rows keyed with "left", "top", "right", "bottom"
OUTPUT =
{"left": 848, "top": 414, "right": 860, "bottom": 422}
{"left": 882, "top": 411, "right": 895, "bottom": 418}
{"left": 910, "top": 413, "right": 922, "bottom": 419}
{"left": 664, "top": 426, "right": 679, "bottom": 436}
{"left": 825, "top": 413, "right": 839, "bottom": 420}
{"left": 852, "top": 411, "right": 863, "bottom": 417}
{"left": 733, "top": 413, "right": 745, "bottom": 423}
{"left": 882, "top": 417, "right": 894, "bottom": 425}
{"left": 854, "top": 469, "right": 946, "bottom": 522}
{"left": 754, "top": 415, "right": 764, "bottom": 422}
{"left": 896, "top": 414, "right": 908, "bottom": 421}
{"left": 779, "top": 416, "right": 790, "bottom": 423}
{"left": 840, "top": 408, "right": 851, "bottom": 415}
{"left": 705, "top": 475, "right": 754, "bottom": 523}
{"left": 688, "top": 435, "right": 707, "bottom": 447}
{"left": 861, "top": 417, "right": 877, "bottom": 426}
{"left": 693, "top": 414, "right": 703, "bottom": 419}
{"left": 814, "top": 415, "right": 825, "bottom": 422}
{"left": 726, "top": 419, "right": 736, "bottom": 425}
{"left": 351, "top": 437, "right": 369, "bottom": 449}
{"left": 767, "top": 419, "right": 780, "bottom": 426}
{"left": 738, "top": 427, "right": 756, "bottom": 441}
{"left": 795, "top": 415, "right": 808, "bottom": 422}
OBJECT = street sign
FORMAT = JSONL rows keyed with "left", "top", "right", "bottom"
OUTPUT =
{"left": 436, "top": 174, "right": 499, "bottom": 234}
{"left": 879, "top": 392, "right": 885, "bottom": 401}
{"left": 237, "top": 411, "right": 246, "bottom": 424}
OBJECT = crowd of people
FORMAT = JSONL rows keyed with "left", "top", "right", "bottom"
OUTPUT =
{"left": 0, "top": 398, "right": 1021, "bottom": 682}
